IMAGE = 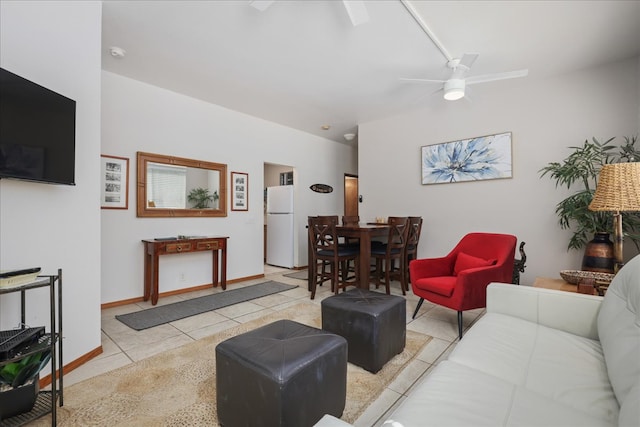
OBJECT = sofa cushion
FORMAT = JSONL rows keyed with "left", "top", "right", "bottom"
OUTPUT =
{"left": 448, "top": 312, "right": 618, "bottom": 423}
{"left": 453, "top": 251, "right": 495, "bottom": 275}
{"left": 618, "top": 381, "right": 639, "bottom": 427}
{"left": 597, "top": 254, "right": 640, "bottom": 407}
{"left": 383, "top": 360, "right": 614, "bottom": 427}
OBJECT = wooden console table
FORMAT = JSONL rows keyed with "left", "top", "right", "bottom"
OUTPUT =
{"left": 142, "top": 236, "right": 228, "bottom": 305}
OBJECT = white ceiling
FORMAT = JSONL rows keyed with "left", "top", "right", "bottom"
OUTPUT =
{"left": 101, "top": 1, "right": 640, "bottom": 144}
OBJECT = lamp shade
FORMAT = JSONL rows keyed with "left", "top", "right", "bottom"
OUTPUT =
{"left": 443, "top": 79, "right": 465, "bottom": 101}
{"left": 589, "top": 162, "right": 640, "bottom": 212}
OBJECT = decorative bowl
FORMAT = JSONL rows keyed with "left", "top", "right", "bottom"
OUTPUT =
{"left": 559, "top": 270, "right": 615, "bottom": 285}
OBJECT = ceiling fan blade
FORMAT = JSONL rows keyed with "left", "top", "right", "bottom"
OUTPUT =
{"left": 249, "top": 0, "right": 275, "bottom": 11}
{"left": 458, "top": 53, "right": 479, "bottom": 70}
{"left": 399, "top": 78, "right": 446, "bottom": 84}
{"left": 342, "top": 0, "right": 369, "bottom": 26}
{"left": 466, "top": 69, "right": 529, "bottom": 85}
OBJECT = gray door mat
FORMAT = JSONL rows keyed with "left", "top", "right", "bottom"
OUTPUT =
{"left": 283, "top": 270, "right": 308, "bottom": 280}
{"left": 116, "top": 281, "right": 297, "bottom": 330}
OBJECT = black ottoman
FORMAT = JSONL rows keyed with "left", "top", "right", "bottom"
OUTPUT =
{"left": 216, "top": 319, "right": 347, "bottom": 427}
{"left": 322, "top": 288, "right": 406, "bottom": 373}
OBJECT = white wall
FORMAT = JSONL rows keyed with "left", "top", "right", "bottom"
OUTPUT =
{"left": 101, "top": 71, "right": 356, "bottom": 304}
{"left": 358, "top": 57, "right": 640, "bottom": 284}
{"left": 0, "top": 1, "right": 102, "bottom": 367}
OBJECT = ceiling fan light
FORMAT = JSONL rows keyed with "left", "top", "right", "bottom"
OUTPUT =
{"left": 443, "top": 79, "right": 465, "bottom": 101}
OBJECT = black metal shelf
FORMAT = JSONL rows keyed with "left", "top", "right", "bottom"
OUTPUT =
{"left": 0, "top": 391, "right": 56, "bottom": 427}
{"left": 1, "top": 333, "right": 55, "bottom": 365}
{"left": 0, "top": 277, "right": 50, "bottom": 295}
{"left": 0, "top": 271, "right": 62, "bottom": 427}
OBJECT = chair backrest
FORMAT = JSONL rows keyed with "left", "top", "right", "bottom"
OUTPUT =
{"left": 386, "top": 217, "right": 410, "bottom": 254}
{"left": 308, "top": 215, "right": 340, "bottom": 254}
{"left": 407, "top": 216, "right": 423, "bottom": 248}
{"left": 450, "top": 232, "right": 517, "bottom": 282}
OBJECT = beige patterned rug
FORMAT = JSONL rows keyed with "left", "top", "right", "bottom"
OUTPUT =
{"left": 32, "top": 303, "right": 431, "bottom": 426}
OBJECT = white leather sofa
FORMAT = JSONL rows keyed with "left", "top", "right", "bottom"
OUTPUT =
{"left": 317, "top": 254, "right": 640, "bottom": 427}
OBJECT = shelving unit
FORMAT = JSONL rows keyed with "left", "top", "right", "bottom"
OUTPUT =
{"left": 0, "top": 270, "right": 63, "bottom": 426}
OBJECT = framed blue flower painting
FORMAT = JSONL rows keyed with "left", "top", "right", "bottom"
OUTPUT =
{"left": 421, "top": 132, "right": 512, "bottom": 185}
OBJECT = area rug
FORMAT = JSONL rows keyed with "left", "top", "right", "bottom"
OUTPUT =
{"left": 283, "top": 270, "right": 308, "bottom": 280}
{"left": 35, "top": 303, "right": 432, "bottom": 426}
{"left": 115, "top": 281, "right": 297, "bottom": 330}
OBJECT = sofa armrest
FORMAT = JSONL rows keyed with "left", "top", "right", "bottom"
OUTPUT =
{"left": 313, "top": 415, "right": 353, "bottom": 427}
{"left": 486, "top": 282, "right": 603, "bottom": 340}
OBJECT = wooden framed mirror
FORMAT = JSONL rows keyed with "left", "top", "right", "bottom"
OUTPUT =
{"left": 137, "top": 152, "right": 227, "bottom": 217}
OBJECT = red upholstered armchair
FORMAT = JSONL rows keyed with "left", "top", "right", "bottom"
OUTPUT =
{"left": 410, "top": 232, "right": 517, "bottom": 339}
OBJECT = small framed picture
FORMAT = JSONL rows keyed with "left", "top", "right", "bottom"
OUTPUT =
{"left": 101, "top": 155, "right": 129, "bottom": 209}
{"left": 231, "top": 171, "right": 248, "bottom": 211}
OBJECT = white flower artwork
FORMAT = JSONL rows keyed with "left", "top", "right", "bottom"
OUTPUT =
{"left": 421, "top": 132, "right": 512, "bottom": 185}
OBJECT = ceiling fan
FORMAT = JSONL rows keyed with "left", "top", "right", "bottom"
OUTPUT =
{"left": 401, "top": 53, "right": 528, "bottom": 101}
{"left": 249, "top": 0, "right": 369, "bottom": 26}
{"left": 398, "top": 1, "right": 528, "bottom": 101}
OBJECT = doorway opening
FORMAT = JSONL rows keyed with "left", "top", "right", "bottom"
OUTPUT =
{"left": 344, "top": 174, "right": 358, "bottom": 218}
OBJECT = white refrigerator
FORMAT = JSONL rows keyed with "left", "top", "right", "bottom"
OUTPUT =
{"left": 266, "top": 186, "right": 294, "bottom": 268}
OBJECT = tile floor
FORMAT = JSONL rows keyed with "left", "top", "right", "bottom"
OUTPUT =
{"left": 57, "top": 265, "right": 485, "bottom": 427}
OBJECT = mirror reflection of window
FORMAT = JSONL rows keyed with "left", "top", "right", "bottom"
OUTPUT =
{"left": 147, "top": 162, "right": 187, "bottom": 208}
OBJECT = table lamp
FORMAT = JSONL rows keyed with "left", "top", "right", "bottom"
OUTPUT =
{"left": 588, "top": 162, "right": 640, "bottom": 272}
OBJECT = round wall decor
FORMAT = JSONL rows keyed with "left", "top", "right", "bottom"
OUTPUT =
{"left": 310, "top": 183, "right": 333, "bottom": 193}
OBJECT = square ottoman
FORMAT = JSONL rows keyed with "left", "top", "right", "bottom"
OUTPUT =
{"left": 216, "top": 319, "right": 347, "bottom": 427}
{"left": 322, "top": 288, "right": 406, "bottom": 373}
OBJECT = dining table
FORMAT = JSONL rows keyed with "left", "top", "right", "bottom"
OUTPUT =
{"left": 307, "top": 222, "right": 389, "bottom": 291}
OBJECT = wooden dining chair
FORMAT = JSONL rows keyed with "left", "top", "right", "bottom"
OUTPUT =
{"left": 339, "top": 216, "right": 360, "bottom": 279}
{"left": 308, "top": 216, "right": 359, "bottom": 299}
{"left": 370, "top": 216, "right": 410, "bottom": 295}
{"left": 405, "top": 216, "right": 423, "bottom": 284}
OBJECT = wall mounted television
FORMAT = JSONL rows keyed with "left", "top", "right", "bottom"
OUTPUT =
{"left": 0, "top": 67, "right": 76, "bottom": 185}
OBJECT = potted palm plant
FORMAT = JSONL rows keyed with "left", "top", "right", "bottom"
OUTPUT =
{"left": 187, "top": 187, "right": 218, "bottom": 209}
{"left": 540, "top": 136, "right": 640, "bottom": 270}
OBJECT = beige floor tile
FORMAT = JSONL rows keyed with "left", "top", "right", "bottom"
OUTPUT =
{"left": 416, "top": 337, "right": 452, "bottom": 364}
{"left": 251, "top": 292, "right": 298, "bottom": 307}
{"left": 169, "top": 310, "right": 228, "bottom": 333}
{"left": 101, "top": 303, "right": 142, "bottom": 319}
{"left": 105, "top": 323, "right": 183, "bottom": 351}
{"left": 125, "top": 333, "right": 194, "bottom": 362}
{"left": 186, "top": 319, "right": 240, "bottom": 340}
{"left": 135, "top": 294, "right": 187, "bottom": 309}
{"left": 214, "top": 300, "right": 266, "bottom": 318}
{"left": 353, "top": 388, "right": 402, "bottom": 427}
{"left": 63, "top": 352, "right": 132, "bottom": 387}
{"left": 234, "top": 307, "right": 277, "bottom": 323}
{"left": 386, "top": 358, "right": 430, "bottom": 394}
{"left": 95, "top": 331, "right": 120, "bottom": 359}
{"left": 370, "top": 394, "right": 408, "bottom": 427}
{"left": 407, "top": 315, "right": 460, "bottom": 341}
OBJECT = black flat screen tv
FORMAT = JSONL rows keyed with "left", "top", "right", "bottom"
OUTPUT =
{"left": 0, "top": 67, "right": 76, "bottom": 185}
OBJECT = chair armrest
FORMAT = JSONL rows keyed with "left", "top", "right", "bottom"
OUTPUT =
{"left": 486, "top": 283, "right": 603, "bottom": 340}
{"left": 409, "top": 255, "right": 455, "bottom": 278}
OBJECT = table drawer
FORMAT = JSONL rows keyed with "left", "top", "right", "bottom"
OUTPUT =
{"left": 165, "top": 243, "right": 192, "bottom": 253}
{"left": 197, "top": 240, "right": 219, "bottom": 250}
